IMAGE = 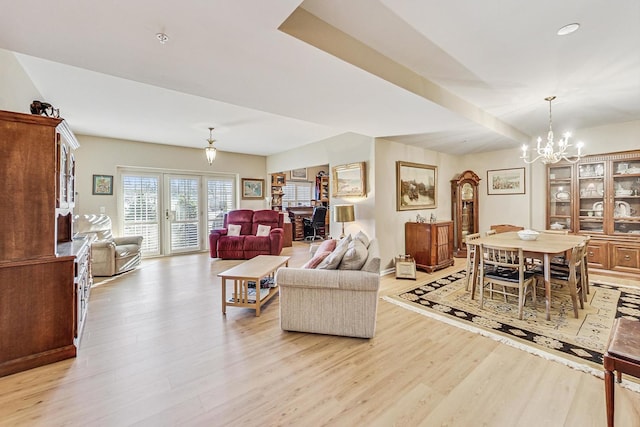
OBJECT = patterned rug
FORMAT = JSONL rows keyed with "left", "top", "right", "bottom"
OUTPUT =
{"left": 384, "top": 271, "right": 640, "bottom": 390}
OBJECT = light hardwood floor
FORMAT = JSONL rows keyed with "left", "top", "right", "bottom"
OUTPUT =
{"left": 1, "top": 243, "right": 639, "bottom": 426}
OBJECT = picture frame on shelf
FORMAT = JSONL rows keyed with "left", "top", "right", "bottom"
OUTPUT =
{"left": 487, "top": 167, "right": 525, "bottom": 195}
{"left": 290, "top": 168, "right": 307, "bottom": 181}
{"left": 241, "top": 178, "right": 265, "bottom": 200}
{"left": 92, "top": 174, "right": 113, "bottom": 195}
{"left": 396, "top": 161, "right": 436, "bottom": 211}
{"left": 332, "top": 162, "right": 366, "bottom": 197}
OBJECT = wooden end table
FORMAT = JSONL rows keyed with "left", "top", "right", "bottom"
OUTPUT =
{"left": 218, "top": 255, "right": 290, "bottom": 316}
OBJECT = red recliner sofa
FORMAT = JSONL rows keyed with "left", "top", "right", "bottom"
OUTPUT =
{"left": 209, "top": 209, "right": 284, "bottom": 259}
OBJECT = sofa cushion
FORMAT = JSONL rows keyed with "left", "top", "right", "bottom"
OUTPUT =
{"left": 302, "top": 250, "right": 332, "bottom": 269}
{"left": 338, "top": 238, "right": 368, "bottom": 270}
{"left": 256, "top": 224, "right": 271, "bottom": 236}
{"left": 227, "top": 224, "right": 241, "bottom": 236}
{"left": 354, "top": 231, "right": 370, "bottom": 248}
{"left": 317, "top": 235, "right": 351, "bottom": 270}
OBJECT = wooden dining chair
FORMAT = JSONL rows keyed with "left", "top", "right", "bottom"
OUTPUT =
{"left": 490, "top": 224, "right": 524, "bottom": 234}
{"left": 537, "top": 241, "right": 587, "bottom": 318}
{"left": 479, "top": 244, "right": 536, "bottom": 320}
{"left": 464, "top": 233, "right": 482, "bottom": 297}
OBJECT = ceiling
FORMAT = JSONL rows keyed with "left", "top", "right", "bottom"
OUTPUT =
{"left": 1, "top": 0, "right": 638, "bottom": 157}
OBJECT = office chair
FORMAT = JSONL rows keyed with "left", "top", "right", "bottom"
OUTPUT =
{"left": 303, "top": 206, "right": 327, "bottom": 241}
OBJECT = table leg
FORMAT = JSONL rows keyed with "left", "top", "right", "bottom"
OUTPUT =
{"left": 222, "top": 278, "right": 227, "bottom": 315}
{"left": 255, "top": 278, "right": 261, "bottom": 317}
{"left": 544, "top": 253, "right": 551, "bottom": 321}
{"left": 470, "top": 248, "right": 480, "bottom": 300}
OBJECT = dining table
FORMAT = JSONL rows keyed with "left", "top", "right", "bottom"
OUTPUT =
{"left": 467, "top": 231, "right": 588, "bottom": 320}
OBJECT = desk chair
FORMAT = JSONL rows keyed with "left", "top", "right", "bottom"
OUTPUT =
{"left": 303, "top": 206, "right": 327, "bottom": 241}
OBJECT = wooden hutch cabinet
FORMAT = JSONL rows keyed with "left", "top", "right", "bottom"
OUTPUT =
{"left": 546, "top": 150, "right": 640, "bottom": 277}
{"left": 0, "top": 110, "right": 91, "bottom": 377}
{"left": 405, "top": 221, "right": 454, "bottom": 273}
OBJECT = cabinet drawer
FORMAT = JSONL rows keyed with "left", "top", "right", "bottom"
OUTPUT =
{"left": 610, "top": 244, "right": 640, "bottom": 272}
{"left": 586, "top": 241, "right": 608, "bottom": 269}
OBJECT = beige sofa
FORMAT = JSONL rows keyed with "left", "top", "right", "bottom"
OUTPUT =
{"left": 276, "top": 238, "right": 380, "bottom": 338}
{"left": 74, "top": 214, "right": 143, "bottom": 277}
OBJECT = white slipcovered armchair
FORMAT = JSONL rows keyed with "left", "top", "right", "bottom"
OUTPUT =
{"left": 74, "top": 214, "right": 143, "bottom": 277}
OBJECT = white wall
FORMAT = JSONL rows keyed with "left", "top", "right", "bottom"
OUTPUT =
{"left": 74, "top": 135, "right": 267, "bottom": 234}
{"left": 0, "top": 49, "right": 42, "bottom": 112}
{"left": 375, "top": 139, "right": 461, "bottom": 269}
{"left": 461, "top": 120, "right": 640, "bottom": 233}
{"left": 267, "top": 132, "right": 376, "bottom": 241}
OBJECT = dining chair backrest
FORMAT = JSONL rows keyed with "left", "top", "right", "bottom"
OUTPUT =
{"left": 490, "top": 224, "right": 524, "bottom": 234}
{"left": 481, "top": 244, "right": 523, "bottom": 273}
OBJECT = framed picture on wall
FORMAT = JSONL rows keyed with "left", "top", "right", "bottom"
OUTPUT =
{"left": 290, "top": 168, "right": 307, "bottom": 180}
{"left": 241, "top": 178, "right": 265, "bottom": 199}
{"left": 396, "top": 161, "right": 437, "bottom": 210}
{"left": 332, "top": 162, "right": 366, "bottom": 197}
{"left": 487, "top": 168, "right": 525, "bottom": 195}
{"left": 92, "top": 174, "right": 113, "bottom": 195}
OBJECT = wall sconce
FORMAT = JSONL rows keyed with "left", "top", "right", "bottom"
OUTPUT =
{"left": 334, "top": 204, "right": 355, "bottom": 239}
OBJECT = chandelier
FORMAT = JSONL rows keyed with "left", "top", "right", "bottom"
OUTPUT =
{"left": 521, "top": 96, "right": 584, "bottom": 164}
{"left": 205, "top": 127, "right": 217, "bottom": 165}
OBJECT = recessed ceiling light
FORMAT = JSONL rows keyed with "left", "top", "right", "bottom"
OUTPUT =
{"left": 156, "top": 32, "right": 169, "bottom": 44}
{"left": 557, "top": 23, "right": 580, "bottom": 36}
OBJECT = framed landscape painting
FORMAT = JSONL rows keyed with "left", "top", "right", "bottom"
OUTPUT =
{"left": 487, "top": 168, "right": 525, "bottom": 195}
{"left": 290, "top": 168, "right": 307, "bottom": 180}
{"left": 241, "top": 178, "right": 264, "bottom": 200}
{"left": 396, "top": 161, "right": 437, "bottom": 211}
{"left": 332, "top": 162, "right": 366, "bottom": 197}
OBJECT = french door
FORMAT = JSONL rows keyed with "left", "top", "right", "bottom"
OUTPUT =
{"left": 120, "top": 169, "right": 236, "bottom": 257}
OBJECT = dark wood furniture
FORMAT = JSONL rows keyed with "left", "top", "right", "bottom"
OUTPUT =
{"left": 604, "top": 318, "right": 640, "bottom": 427}
{"left": 0, "top": 110, "right": 89, "bottom": 377}
{"left": 451, "top": 170, "right": 480, "bottom": 257}
{"left": 282, "top": 222, "right": 293, "bottom": 247}
{"left": 546, "top": 150, "right": 640, "bottom": 278}
{"left": 404, "top": 221, "right": 454, "bottom": 273}
{"left": 287, "top": 206, "right": 314, "bottom": 241}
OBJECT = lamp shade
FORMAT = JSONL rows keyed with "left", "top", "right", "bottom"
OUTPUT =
{"left": 334, "top": 204, "right": 355, "bottom": 223}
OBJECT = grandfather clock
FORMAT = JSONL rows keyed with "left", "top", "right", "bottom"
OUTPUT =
{"left": 451, "top": 170, "right": 480, "bottom": 257}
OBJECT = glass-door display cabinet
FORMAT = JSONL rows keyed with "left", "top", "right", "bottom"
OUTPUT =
{"left": 546, "top": 150, "right": 640, "bottom": 277}
{"left": 548, "top": 164, "right": 574, "bottom": 232}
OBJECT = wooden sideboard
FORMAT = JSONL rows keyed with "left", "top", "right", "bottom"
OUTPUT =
{"left": 405, "top": 221, "right": 455, "bottom": 273}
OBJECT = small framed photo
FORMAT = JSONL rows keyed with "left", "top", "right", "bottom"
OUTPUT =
{"left": 290, "top": 168, "right": 307, "bottom": 181}
{"left": 396, "top": 161, "right": 437, "bottom": 211}
{"left": 241, "top": 178, "right": 265, "bottom": 200}
{"left": 487, "top": 168, "right": 526, "bottom": 195}
{"left": 92, "top": 174, "right": 113, "bottom": 195}
{"left": 332, "top": 162, "right": 366, "bottom": 197}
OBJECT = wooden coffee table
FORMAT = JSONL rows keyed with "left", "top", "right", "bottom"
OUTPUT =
{"left": 218, "top": 255, "right": 290, "bottom": 316}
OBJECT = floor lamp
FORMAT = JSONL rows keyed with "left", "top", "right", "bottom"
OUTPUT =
{"left": 334, "top": 204, "right": 355, "bottom": 239}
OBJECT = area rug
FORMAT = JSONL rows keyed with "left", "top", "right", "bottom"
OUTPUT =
{"left": 383, "top": 271, "right": 640, "bottom": 391}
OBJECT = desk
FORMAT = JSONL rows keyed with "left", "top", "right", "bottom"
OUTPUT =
{"left": 287, "top": 207, "right": 314, "bottom": 241}
{"left": 468, "top": 231, "right": 587, "bottom": 320}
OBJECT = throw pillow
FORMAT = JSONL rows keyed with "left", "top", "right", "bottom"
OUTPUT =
{"left": 354, "top": 230, "right": 370, "bottom": 248}
{"left": 317, "top": 239, "right": 337, "bottom": 253}
{"left": 317, "top": 235, "right": 351, "bottom": 270}
{"left": 256, "top": 224, "right": 271, "bottom": 236}
{"left": 227, "top": 224, "right": 241, "bottom": 236}
{"left": 302, "top": 250, "right": 332, "bottom": 269}
{"left": 338, "top": 238, "right": 368, "bottom": 270}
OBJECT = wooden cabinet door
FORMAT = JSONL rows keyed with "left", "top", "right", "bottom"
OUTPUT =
{"left": 586, "top": 241, "right": 608, "bottom": 269}
{"left": 610, "top": 243, "right": 640, "bottom": 273}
